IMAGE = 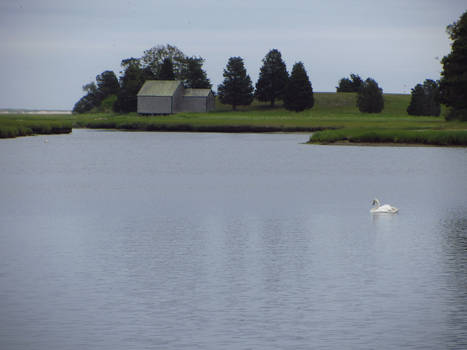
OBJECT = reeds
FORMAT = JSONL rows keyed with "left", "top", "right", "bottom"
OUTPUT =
{"left": 309, "top": 129, "right": 467, "bottom": 146}
{"left": 0, "top": 118, "right": 72, "bottom": 138}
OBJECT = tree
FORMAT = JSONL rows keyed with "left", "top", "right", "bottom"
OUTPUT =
{"left": 95, "top": 70, "right": 120, "bottom": 98}
{"left": 72, "top": 70, "right": 121, "bottom": 114}
{"left": 217, "top": 57, "right": 254, "bottom": 110}
{"left": 357, "top": 78, "right": 384, "bottom": 113}
{"left": 183, "top": 56, "right": 211, "bottom": 89}
{"left": 283, "top": 62, "right": 314, "bottom": 112}
{"left": 440, "top": 10, "right": 467, "bottom": 121}
{"left": 114, "top": 58, "right": 144, "bottom": 113}
{"left": 141, "top": 44, "right": 187, "bottom": 80}
{"left": 72, "top": 82, "right": 99, "bottom": 113}
{"left": 336, "top": 74, "right": 363, "bottom": 92}
{"left": 407, "top": 79, "right": 441, "bottom": 116}
{"left": 157, "top": 58, "right": 175, "bottom": 80}
{"left": 255, "top": 49, "right": 289, "bottom": 107}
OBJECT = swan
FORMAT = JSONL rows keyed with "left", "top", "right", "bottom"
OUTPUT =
{"left": 370, "top": 198, "right": 398, "bottom": 214}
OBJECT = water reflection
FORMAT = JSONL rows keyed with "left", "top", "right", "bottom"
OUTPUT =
{"left": 1, "top": 131, "right": 466, "bottom": 349}
{"left": 441, "top": 211, "right": 467, "bottom": 349}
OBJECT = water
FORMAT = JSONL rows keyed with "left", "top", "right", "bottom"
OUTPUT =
{"left": 1, "top": 130, "right": 466, "bottom": 349}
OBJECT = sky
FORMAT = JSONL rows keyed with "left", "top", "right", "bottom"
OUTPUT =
{"left": 1, "top": 0, "right": 466, "bottom": 110}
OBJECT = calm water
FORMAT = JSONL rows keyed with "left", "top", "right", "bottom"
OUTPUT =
{"left": 1, "top": 130, "right": 466, "bottom": 350}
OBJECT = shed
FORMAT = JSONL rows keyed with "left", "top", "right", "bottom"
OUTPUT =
{"left": 137, "top": 80, "right": 215, "bottom": 115}
{"left": 181, "top": 89, "right": 215, "bottom": 113}
{"left": 137, "top": 81, "right": 183, "bottom": 115}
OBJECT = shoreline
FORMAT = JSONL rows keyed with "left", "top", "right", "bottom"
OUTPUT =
{"left": 307, "top": 140, "right": 467, "bottom": 148}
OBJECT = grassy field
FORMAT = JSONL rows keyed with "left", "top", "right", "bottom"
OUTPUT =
{"left": 1, "top": 93, "right": 466, "bottom": 145}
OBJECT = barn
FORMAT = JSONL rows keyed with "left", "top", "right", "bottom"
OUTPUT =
{"left": 137, "top": 80, "right": 215, "bottom": 115}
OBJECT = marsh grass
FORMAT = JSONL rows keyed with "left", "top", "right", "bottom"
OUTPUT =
{"left": 310, "top": 129, "right": 467, "bottom": 146}
{"left": 1, "top": 93, "right": 465, "bottom": 145}
{"left": 0, "top": 115, "right": 72, "bottom": 138}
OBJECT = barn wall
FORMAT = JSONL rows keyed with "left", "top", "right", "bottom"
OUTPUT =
{"left": 137, "top": 96, "right": 172, "bottom": 114}
{"left": 179, "top": 97, "right": 209, "bottom": 112}
{"left": 207, "top": 94, "right": 215, "bottom": 111}
{"left": 172, "top": 84, "right": 186, "bottom": 113}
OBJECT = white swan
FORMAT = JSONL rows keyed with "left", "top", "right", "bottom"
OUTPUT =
{"left": 370, "top": 198, "right": 398, "bottom": 214}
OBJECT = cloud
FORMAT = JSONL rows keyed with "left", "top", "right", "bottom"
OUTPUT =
{"left": 0, "top": 0, "right": 465, "bottom": 108}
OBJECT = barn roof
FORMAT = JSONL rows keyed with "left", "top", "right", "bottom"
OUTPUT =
{"left": 184, "top": 89, "right": 212, "bottom": 97}
{"left": 137, "top": 80, "right": 182, "bottom": 97}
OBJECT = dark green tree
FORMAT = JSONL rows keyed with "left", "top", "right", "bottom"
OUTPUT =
{"left": 357, "top": 78, "right": 384, "bottom": 113}
{"left": 72, "top": 82, "right": 99, "bottom": 113}
{"left": 142, "top": 66, "right": 157, "bottom": 81}
{"left": 217, "top": 57, "right": 254, "bottom": 110}
{"left": 336, "top": 74, "right": 363, "bottom": 92}
{"left": 141, "top": 44, "right": 187, "bottom": 80}
{"left": 114, "top": 58, "right": 144, "bottom": 113}
{"left": 407, "top": 84, "right": 425, "bottom": 116}
{"left": 283, "top": 62, "right": 314, "bottom": 112}
{"left": 440, "top": 10, "right": 467, "bottom": 121}
{"left": 73, "top": 71, "right": 120, "bottom": 114}
{"left": 96, "top": 70, "right": 120, "bottom": 97}
{"left": 407, "top": 79, "right": 441, "bottom": 116}
{"left": 255, "top": 49, "right": 289, "bottom": 107}
{"left": 182, "top": 56, "right": 211, "bottom": 89}
{"left": 157, "top": 58, "right": 175, "bottom": 80}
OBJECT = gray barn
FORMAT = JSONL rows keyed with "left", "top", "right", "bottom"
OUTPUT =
{"left": 137, "top": 80, "right": 215, "bottom": 115}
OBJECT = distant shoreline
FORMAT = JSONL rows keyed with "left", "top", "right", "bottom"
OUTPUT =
{"left": 0, "top": 110, "right": 71, "bottom": 115}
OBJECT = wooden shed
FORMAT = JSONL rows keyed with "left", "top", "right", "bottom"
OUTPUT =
{"left": 181, "top": 89, "right": 215, "bottom": 113}
{"left": 137, "top": 80, "right": 214, "bottom": 115}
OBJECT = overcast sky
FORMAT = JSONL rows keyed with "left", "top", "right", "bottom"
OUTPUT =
{"left": 1, "top": 0, "right": 466, "bottom": 110}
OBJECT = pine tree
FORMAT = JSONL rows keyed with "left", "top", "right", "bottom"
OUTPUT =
{"left": 336, "top": 74, "right": 363, "bottom": 92}
{"left": 407, "top": 79, "right": 440, "bottom": 116}
{"left": 183, "top": 57, "right": 211, "bottom": 89}
{"left": 407, "top": 84, "right": 426, "bottom": 116}
{"left": 114, "top": 58, "right": 144, "bottom": 113}
{"left": 217, "top": 57, "right": 254, "bottom": 110}
{"left": 357, "top": 78, "right": 384, "bottom": 113}
{"left": 255, "top": 49, "right": 289, "bottom": 107}
{"left": 157, "top": 58, "right": 175, "bottom": 80}
{"left": 284, "top": 62, "right": 314, "bottom": 112}
{"left": 440, "top": 10, "right": 467, "bottom": 121}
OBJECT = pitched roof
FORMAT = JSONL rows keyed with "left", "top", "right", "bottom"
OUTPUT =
{"left": 137, "top": 80, "right": 182, "bottom": 97}
{"left": 184, "top": 88, "right": 212, "bottom": 97}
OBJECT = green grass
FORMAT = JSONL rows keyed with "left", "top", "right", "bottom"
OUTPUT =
{"left": 310, "top": 128, "right": 467, "bottom": 146}
{"left": 73, "top": 93, "right": 455, "bottom": 132}
{"left": 1, "top": 93, "right": 466, "bottom": 146}
{"left": 0, "top": 114, "right": 72, "bottom": 138}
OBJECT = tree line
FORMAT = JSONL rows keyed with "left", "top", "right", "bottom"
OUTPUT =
{"left": 336, "top": 73, "right": 441, "bottom": 116}
{"left": 74, "top": 10, "right": 467, "bottom": 120}
{"left": 217, "top": 50, "right": 314, "bottom": 112}
{"left": 73, "top": 45, "right": 211, "bottom": 113}
{"left": 336, "top": 9, "right": 467, "bottom": 120}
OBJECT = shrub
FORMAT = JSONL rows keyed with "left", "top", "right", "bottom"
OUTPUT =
{"left": 336, "top": 74, "right": 363, "bottom": 92}
{"left": 407, "top": 80, "right": 440, "bottom": 116}
{"left": 357, "top": 78, "right": 384, "bottom": 113}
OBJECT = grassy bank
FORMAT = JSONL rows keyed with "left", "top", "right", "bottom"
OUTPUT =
{"left": 0, "top": 114, "right": 72, "bottom": 138}
{"left": 309, "top": 128, "right": 467, "bottom": 146}
{"left": 73, "top": 93, "right": 453, "bottom": 131}
{"left": 1, "top": 93, "right": 466, "bottom": 145}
